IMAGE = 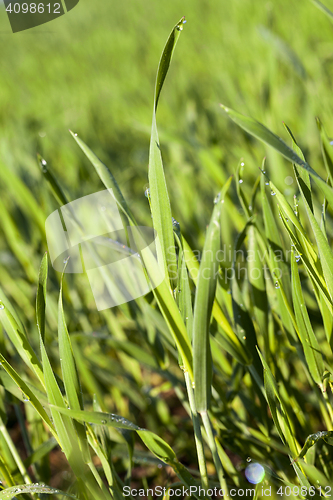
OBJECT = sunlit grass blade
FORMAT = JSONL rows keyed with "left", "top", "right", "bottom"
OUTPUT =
{"left": 70, "top": 130, "right": 135, "bottom": 225}
{"left": 38, "top": 154, "right": 69, "bottom": 206}
{"left": 36, "top": 252, "right": 48, "bottom": 344}
{"left": 0, "top": 484, "right": 79, "bottom": 499}
{"left": 148, "top": 18, "right": 186, "bottom": 286}
{"left": 0, "top": 353, "right": 55, "bottom": 435}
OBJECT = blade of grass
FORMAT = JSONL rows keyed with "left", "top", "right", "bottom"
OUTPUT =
{"left": 148, "top": 17, "right": 186, "bottom": 286}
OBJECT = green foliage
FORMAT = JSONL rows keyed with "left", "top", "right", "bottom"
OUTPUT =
{"left": 1, "top": 1, "right": 333, "bottom": 499}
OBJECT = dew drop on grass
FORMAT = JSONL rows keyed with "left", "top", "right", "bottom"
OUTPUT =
{"left": 214, "top": 193, "right": 221, "bottom": 204}
{"left": 271, "top": 190, "right": 276, "bottom": 196}
{"left": 295, "top": 255, "right": 301, "bottom": 262}
{"left": 265, "top": 181, "right": 269, "bottom": 185}
{"left": 247, "top": 457, "right": 252, "bottom": 462}
{"left": 0, "top": 303, "right": 4, "bottom": 310}
{"left": 145, "top": 188, "right": 150, "bottom": 198}
{"left": 275, "top": 282, "right": 280, "bottom": 289}
{"left": 243, "top": 336, "right": 246, "bottom": 340}
{"left": 101, "top": 420, "right": 107, "bottom": 425}
{"left": 239, "top": 179, "right": 244, "bottom": 184}
{"left": 241, "top": 162, "right": 245, "bottom": 166}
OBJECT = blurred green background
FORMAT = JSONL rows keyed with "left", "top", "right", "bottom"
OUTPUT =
{"left": 1, "top": 0, "right": 333, "bottom": 242}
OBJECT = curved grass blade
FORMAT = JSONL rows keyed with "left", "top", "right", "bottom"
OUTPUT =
{"left": 137, "top": 430, "right": 200, "bottom": 494}
{"left": 50, "top": 406, "right": 143, "bottom": 431}
{"left": 293, "top": 431, "right": 333, "bottom": 462}
{"left": 221, "top": 105, "right": 333, "bottom": 209}
{"left": 148, "top": 17, "right": 186, "bottom": 286}
{"left": 0, "top": 299, "right": 44, "bottom": 387}
{"left": 38, "top": 154, "right": 69, "bottom": 206}
{"left": 0, "top": 484, "right": 79, "bottom": 499}
{"left": 69, "top": 131, "right": 135, "bottom": 225}
{"left": 193, "top": 187, "right": 223, "bottom": 412}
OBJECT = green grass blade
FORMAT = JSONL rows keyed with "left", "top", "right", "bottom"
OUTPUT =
{"left": 0, "top": 353, "right": 55, "bottom": 435}
{"left": 36, "top": 252, "right": 48, "bottom": 344}
{"left": 193, "top": 188, "right": 224, "bottom": 412}
{"left": 317, "top": 118, "right": 333, "bottom": 184}
{"left": 0, "top": 484, "right": 79, "bottom": 499}
{"left": 291, "top": 249, "right": 325, "bottom": 385}
{"left": 148, "top": 18, "right": 186, "bottom": 285}
{"left": 50, "top": 406, "right": 142, "bottom": 430}
{"left": 221, "top": 105, "right": 333, "bottom": 210}
{"left": 0, "top": 298, "right": 44, "bottom": 387}
{"left": 38, "top": 154, "right": 69, "bottom": 206}
{"left": 294, "top": 431, "right": 333, "bottom": 462}
{"left": 70, "top": 130, "right": 134, "bottom": 224}
{"left": 310, "top": 0, "right": 333, "bottom": 21}
{"left": 58, "top": 269, "right": 90, "bottom": 462}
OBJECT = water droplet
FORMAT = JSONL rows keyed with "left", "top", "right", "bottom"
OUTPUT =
{"left": 192, "top": 381, "right": 195, "bottom": 389}
{"left": 275, "top": 282, "right": 280, "bottom": 289}
{"left": 176, "top": 24, "right": 184, "bottom": 31}
{"left": 285, "top": 176, "right": 293, "bottom": 185}
{"left": 41, "top": 159, "right": 47, "bottom": 166}
{"left": 74, "top": 133, "right": 78, "bottom": 137}
{"left": 243, "top": 336, "right": 246, "bottom": 340}
{"left": 248, "top": 205, "right": 252, "bottom": 210}
{"left": 240, "top": 162, "right": 245, "bottom": 166}
{"left": 214, "top": 193, "right": 221, "bottom": 204}
{"left": 247, "top": 457, "right": 252, "bottom": 462}
{"left": 239, "top": 179, "right": 244, "bottom": 184}
{"left": 245, "top": 463, "right": 265, "bottom": 484}
{"left": 265, "top": 181, "right": 269, "bottom": 185}
{"left": 295, "top": 255, "right": 301, "bottom": 262}
{"left": 271, "top": 190, "right": 276, "bottom": 196}
{"left": 0, "top": 303, "right": 4, "bottom": 310}
{"left": 262, "top": 170, "right": 266, "bottom": 174}
{"left": 145, "top": 188, "right": 150, "bottom": 198}
{"left": 101, "top": 420, "right": 107, "bottom": 425}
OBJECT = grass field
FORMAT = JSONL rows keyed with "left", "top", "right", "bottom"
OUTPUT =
{"left": 1, "top": 0, "right": 333, "bottom": 498}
